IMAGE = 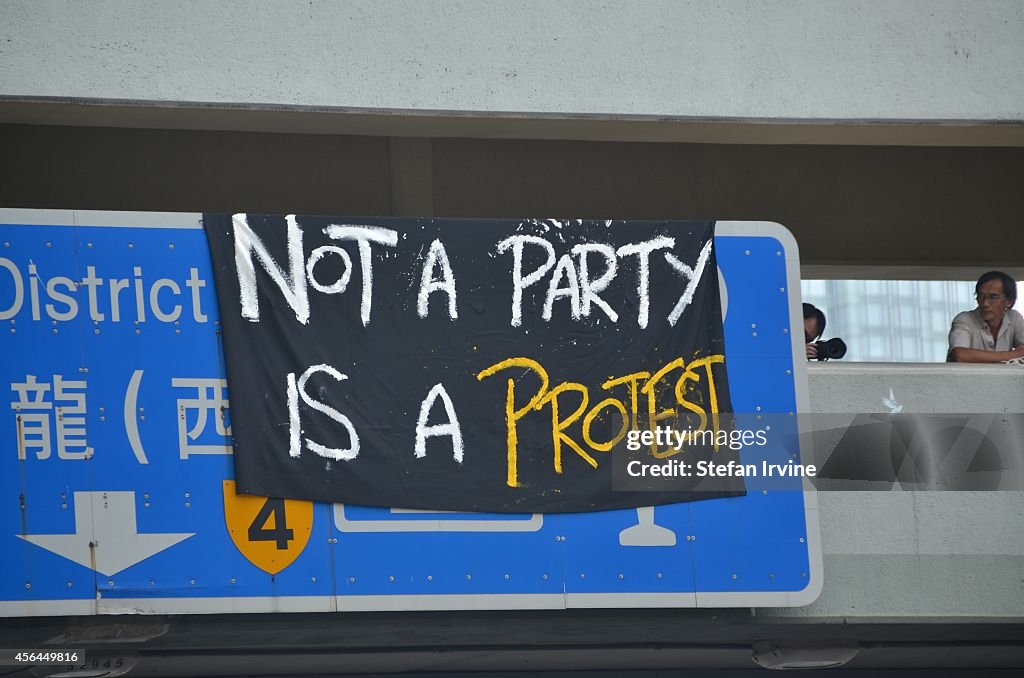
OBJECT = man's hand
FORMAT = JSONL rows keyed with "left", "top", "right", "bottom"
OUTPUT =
{"left": 806, "top": 343, "right": 818, "bottom": 360}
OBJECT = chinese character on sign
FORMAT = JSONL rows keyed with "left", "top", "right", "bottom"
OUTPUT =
{"left": 11, "top": 375, "right": 93, "bottom": 460}
{"left": 172, "top": 378, "right": 232, "bottom": 458}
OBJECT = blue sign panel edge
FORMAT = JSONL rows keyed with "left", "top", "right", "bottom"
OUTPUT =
{"left": 696, "top": 221, "right": 822, "bottom": 609}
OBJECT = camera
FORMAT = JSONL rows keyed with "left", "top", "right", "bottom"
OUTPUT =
{"left": 813, "top": 337, "right": 847, "bottom": 360}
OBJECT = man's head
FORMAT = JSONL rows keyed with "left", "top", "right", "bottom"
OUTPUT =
{"left": 803, "top": 302, "right": 826, "bottom": 343}
{"left": 975, "top": 271, "right": 1017, "bottom": 325}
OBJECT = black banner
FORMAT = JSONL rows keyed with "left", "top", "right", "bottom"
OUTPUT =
{"left": 203, "top": 215, "right": 742, "bottom": 512}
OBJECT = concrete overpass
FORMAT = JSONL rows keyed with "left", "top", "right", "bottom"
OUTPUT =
{"left": 0, "top": 2, "right": 1022, "bottom": 674}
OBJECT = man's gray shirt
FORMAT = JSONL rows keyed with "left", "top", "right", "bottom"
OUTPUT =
{"left": 948, "top": 308, "right": 1024, "bottom": 353}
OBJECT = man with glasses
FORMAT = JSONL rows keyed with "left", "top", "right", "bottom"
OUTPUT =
{"left": 948, "top": 271, "right": 1024, "bottom": 363}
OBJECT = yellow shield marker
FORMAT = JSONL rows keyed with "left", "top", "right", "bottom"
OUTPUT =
{"left": 222, "top": 480, "right": 314, "bottom": 575}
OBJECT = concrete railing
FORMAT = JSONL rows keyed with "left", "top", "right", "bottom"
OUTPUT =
{"left": 809, "top": 362, "right": 1024, "bottom": 415}
{"left": 759, "top": 363, "right": 1024, "bottom": 619}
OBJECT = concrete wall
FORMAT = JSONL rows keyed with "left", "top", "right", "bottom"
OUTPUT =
{"left": 2, "top": 0, "right": 1023, "bottom": 123}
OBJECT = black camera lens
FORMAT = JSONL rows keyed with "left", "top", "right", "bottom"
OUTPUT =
{"left": 814, "top": 337, "right": 847, "bottom": 360}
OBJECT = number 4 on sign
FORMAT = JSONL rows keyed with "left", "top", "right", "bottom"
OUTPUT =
{"left": 248, "top": 498, "right": 294, "bottom": 550}
{"left": 222, "top": 481, "right": 314, "bottom": 575}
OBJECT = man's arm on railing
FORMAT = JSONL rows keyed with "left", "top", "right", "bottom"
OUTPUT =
{"left": 949, "top": 346, "right": 1024, "bottom": 363}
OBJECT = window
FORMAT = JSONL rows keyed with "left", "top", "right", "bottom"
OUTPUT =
{"left": 800, "top": 280, "right": 976, "bottom": 362}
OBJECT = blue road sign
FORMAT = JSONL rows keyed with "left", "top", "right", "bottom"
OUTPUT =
{"left": 0, "top": 210, "right": 821, "bottom": 615}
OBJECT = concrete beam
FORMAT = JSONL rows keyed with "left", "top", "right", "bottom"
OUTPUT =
{"left": 1, "top": 99, "right": 1022, "bottom": 147}
{"left": 2, "top": 1, "right": 1022, "bottom": 124}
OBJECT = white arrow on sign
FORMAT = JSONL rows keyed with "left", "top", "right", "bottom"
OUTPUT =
{"left": 18, "top": 491, "right": 194, "bottom": 576}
